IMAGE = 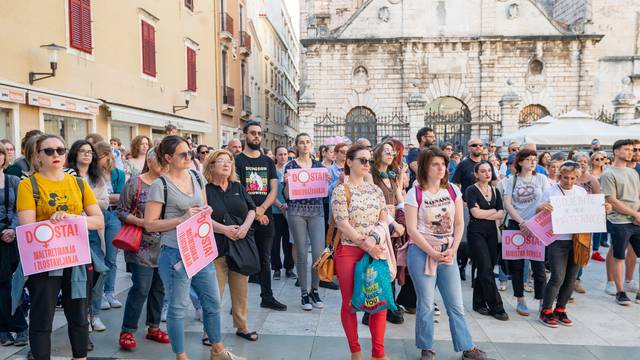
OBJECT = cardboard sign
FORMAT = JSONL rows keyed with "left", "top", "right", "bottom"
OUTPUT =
{"left": 16, "top": 218, "right": 91, "bottom": 276}
{"left": 525, "top": 210, "right": 559, "bottom": 246}
{"left": 176, "top": 207, "right": 218, "bottom": 278}
{"left": 502, "top": 230, "right": 545, "bottom": 261}
{"left": 550, "top": 194, "right": 606, "bottom": 234}
{"left": 287, "top": 167, "right": 329, "bottom": 200}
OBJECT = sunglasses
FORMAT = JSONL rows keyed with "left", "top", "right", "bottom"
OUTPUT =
{"left": 176, "top": 151, "right": 193, "bottom": 160}
{"left": 469, "top": 144, "right": 483, "bottom": 148}
{"left": 200, "top": 151, "right": 209, "bottom": 155}
{"left": 384, "top": 151, "right": 397, "bottom": 157}
{"left": 353, "top": 157, "right": 371, "bottom": 165}
{"left": 593, "top": 157, "right": 605, "bottom": 161}
{"left": 634, "top": 148, "right": 640, "bottom": 153}
{"left": 39, "top": 147, "right": 67, "bottom": 156}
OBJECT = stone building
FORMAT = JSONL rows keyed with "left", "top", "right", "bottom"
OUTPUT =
{"left": 299, "top": 0, "right": 602, "bottom": 149}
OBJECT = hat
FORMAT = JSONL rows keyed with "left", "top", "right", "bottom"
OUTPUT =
{"left": 591, "top": 139, "right": 600, "bottom": 145}
{"left": 507, "top": 154, "right": 516, "bottom": 165}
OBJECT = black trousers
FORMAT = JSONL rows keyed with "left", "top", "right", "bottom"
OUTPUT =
{"left": 542, "top": 240, "right": 580, "bottom": 310}
{"left": 254, "top": 215, "right": 275, "bottom": 300}
{"left": 271, "top": 214, "right": 294, "bottom": 271}
{"left": 0, "top": 279, "right": 27, "bottom": 333}
{"left": 468, "top": 226, "right": 504, "bottom": 314}
{"left": 396, "top": 268, "right": 416, "bottom": 309}
{"left": 27, "top": 267, "right": 90, "bottom": 360}
{"left": 505, "top": 220, "right": 546, "bottom": 299}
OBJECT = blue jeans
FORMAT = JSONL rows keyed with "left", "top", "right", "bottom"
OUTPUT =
{"left": 103, "top": 210, "right": 122, "bottom": 293}
{"left": 158, "top": 246, "right": 222, "bottom": 355}
{"left": 407, "top": 244, "right": 474, "bottom": 352}
{"left": 121, "top": 263, "right": 164, "bottom": 333}
{"left": 89, "top": 230, "right": 106, "bottom": 316}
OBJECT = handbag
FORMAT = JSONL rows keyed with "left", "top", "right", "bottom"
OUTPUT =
{"left": 224, "top": 213, "right": 260, "bottom": 276}
{"left": 573, "top": 233, "right": 591, "bottom": 266}
{"left": 112, "top": 177, "right": 143, "bottom": 252}
{"left": 313, "top": 184, "right": 351, "bottom": 282}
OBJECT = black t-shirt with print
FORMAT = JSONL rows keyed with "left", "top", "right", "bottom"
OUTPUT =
{"left": 452, "top": 157, "right": 497, "bottom": 201}
{"left": 235, "top": 153, "right": 277, "bottom": 213}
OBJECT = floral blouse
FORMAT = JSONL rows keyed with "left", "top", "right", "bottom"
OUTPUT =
{"left": 331, "top": 182, "right": 386, "bottom": 246}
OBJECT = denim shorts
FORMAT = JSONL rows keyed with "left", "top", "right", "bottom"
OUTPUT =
{"left": 607, "top": 221, "right": 640, "bottom": 260}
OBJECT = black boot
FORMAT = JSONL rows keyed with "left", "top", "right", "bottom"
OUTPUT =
{"left": 386, "top": 308, "right": 404, "bottom": 324}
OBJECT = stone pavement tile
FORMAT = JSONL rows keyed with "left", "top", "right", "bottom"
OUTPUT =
{"left": 492, "top": 342, "right": 599, "bottom": 360}
{"left": 529, "top": 317, "right": 608, "bottom": 346}
{"left": 584, "top": 345, "right": 640, "bottom": 360}
{"left": 308, "top": 336, "right": 410, "bottom": 360}
{"left": 260, "top": 312, "right": 321, "bottom": 336}
{"left": 221, "top": 334, "right": 315, "bottom": 360}
{"left": 476, "top": 318, "right": 548, "bottom": 344}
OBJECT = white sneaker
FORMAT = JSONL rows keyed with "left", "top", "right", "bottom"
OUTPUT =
{"left": 91, "top": 316, "right": 106, "bottom": 332}
{"left": 105, "top": 292, "right": 122, "bottom": 308}
{"left": 195, "top": 308, "right": 203, "bottom": 322}
{"left": 434, "top": 303, "right": 441, "bottom": 316}
{"left": 624, "top": 280, "right": 639, "bottom": 293}
{"left": 605, "top": 281, "right": 617, "bottom": 296}
{"left": 161, "top": 304, "right": 168, "bottom": 322}
{"left": 498, "top": 281, "right": 507, "bottom": 291}
{"left": 100, "top": 294, "right": 111, "bottom": 310}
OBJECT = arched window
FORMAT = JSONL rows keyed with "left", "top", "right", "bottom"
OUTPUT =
{"left": 345, "top": 107, "right": 377, "bottom": 144}
{"left": 519, "top": 104, "right": 550, "bottom": 126}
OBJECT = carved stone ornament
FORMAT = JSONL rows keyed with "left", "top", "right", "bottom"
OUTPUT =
{"left": 378, "top": 7, "right": 390, "bottom": 22}
{"left": 507, "top": 3, "right": 519, "bottom": 19}
{"left": 352, "top": 66, "right": 370, "bottom": 94}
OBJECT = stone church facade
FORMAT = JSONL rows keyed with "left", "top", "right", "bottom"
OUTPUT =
{"left": 298, "top": 0, "right": 602, "bottom": 149}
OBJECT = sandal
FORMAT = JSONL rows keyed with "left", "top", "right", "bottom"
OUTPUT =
{"left": 202, "top": 337, "right": 212, "bottom": 347}
{"left": 145, "top": 327, "right": 170, "bottom": 344}
{"left": 119, "top": 332, "right": 136, "bottom": 349}
{"left": 235, "top": 330, "right": 258, "bottom": 341}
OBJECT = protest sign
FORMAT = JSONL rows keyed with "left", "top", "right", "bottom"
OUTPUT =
{"left": 176, "top": 207, "right": 218, "bottom": 278}
{"left": 16, "top": 217, "right": 91, "bottom": 276}
{"left": 550, "top": 194, "right": 606, "bottom": 234}
{"left": 502, "top": 230, "right": 545, "bottom": 261}
{"left": 287, "top": 167, "right": 329, "bottom": 200}
{"left": 525, "top": 210, "right": 558, "bottom": 246}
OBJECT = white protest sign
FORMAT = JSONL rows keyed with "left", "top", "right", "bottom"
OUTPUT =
{"left": 550, "top": 194, "right": 606, "bottom": 234}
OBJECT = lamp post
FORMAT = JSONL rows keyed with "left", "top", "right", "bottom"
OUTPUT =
{"left": 29, "top": 43, "right": 66, "bottom": 84}
{"left": 173, "top": 90, "right": 193, "bottom": 113}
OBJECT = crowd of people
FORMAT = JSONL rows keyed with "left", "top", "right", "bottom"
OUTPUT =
{"left": 0, "top": 121, "right": 637, "bottom": 360}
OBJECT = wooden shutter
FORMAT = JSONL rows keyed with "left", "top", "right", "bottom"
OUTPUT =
{"left": 187, "top": 47, "right": 197, "bottom": 91}
{"left": 141, "top": 21, "right": 156, "bottom": 76}
{"left": 69, "top": 0, "right": 92, "bottom": 53}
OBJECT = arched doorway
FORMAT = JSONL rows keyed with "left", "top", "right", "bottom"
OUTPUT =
{"left": 345, "top": 106, "right": 377, "bottom": 144}
{"left": 424, "top": 96, "right": 471, "bottom": 151}
{"left": 519, "top": 104, "right": 550, "bottom": 126}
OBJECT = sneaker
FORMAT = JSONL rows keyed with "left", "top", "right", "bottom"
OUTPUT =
{"left": 309, "top": 289, "right": 324, "bottom": 309}
{"left": 161, "top": 303, "right": 168, "bottom": 322}
{"left": 285, "top": 270, "right": 297, "bottom": 279}
{"left": 195, "top": 307, "right": 203, "bottom": 322}
{"left": 516, "top": 301, "right": 530, "bottom": 316}
{"left": 616, "top": 291, "right": 632, "bottom": 306}
{"left": 105, "top": 292, "right": 122, "bottom": 308}
{"left": 492, "top": 312, "right": 509, "bottom": 321}
{"left": 210, "top": 349, "right": 246, "bottom": 360}
{"left": 433, "top": 303, "right": 441, "bottom": 316}
{"left": 539, "top": 310, "right": 559, "bottom": 328}
{"left": 386, "top": 308, "right": 404, "bottom": 324}
{"left": 420, "top": 349, "right": 436, "bottom": 360}
{"left": 273, "top": 270, "right": 281, "bottom": 280}
{"left": 399, "top": 305, "right": 416, "bottom": 314}
{"left": 524, "top": 283, "right": 534, "bottom": 293}
{"left": 100, "top": 294, "right": 111, "bottom": 310}
{"left": 14, "top": 330, "right": 28, "bottom": 347}
{"left": 591, "top": 251, "right": 606, "bottom": 262}
{"left": 294, "top": 279, "right": 300, "bottom": 287}
{"left": 260, "top": 297, "right": 287, "bottom": 311}
{"left": 624, "top": 280, "right": 639, "bottom": 293}
{"left": 553, "top": 309, "right": 573, "bottom": 326}
{"left": 462, "top": 347, "right": 487, "bottom": 360}
{"left": 0, "top": 332, "right": 14, "bottom": 346}
{"left": 574, "top": 280, "right": 586, "bottom": 294}
{"left": 600, "top": 240, "right": 610, "bottom": 247}
{"left": 605, "top": 282, "right": 617, "bottom": 296}
{"left": 91, "top": 316, "right": 107, "bottom": 331}
{"left": 498, "top": 281, "right": 507, "bottom": 291}
{"left": 319, "top": 280, "right": 339, "bottom": 290}
{"left": 301, "top": 294, "right": 313, "bottom": 311}
{"left": 55, "top": 292, "right": 63, "bottom": 309}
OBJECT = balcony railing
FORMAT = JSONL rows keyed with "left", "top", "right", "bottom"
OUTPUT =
{"left": 243, "top": 95, "right": 251, "bottom": 113}
{"left": 223, "top": 13, "right": 234, "bottom": 36}
{"left": 240, "top": 31, "right": 251, "bottom": 52}
{"left": 223, "top": 86, "right": 235, "bottom": 107}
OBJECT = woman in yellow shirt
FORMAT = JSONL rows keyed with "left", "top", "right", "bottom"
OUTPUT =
{"left": 16, "top": 134, "right": 104, "bottom": 360}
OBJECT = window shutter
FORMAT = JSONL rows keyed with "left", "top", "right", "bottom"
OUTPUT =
{"left": 80, "top": 0, "right": 92, "bottom": 53}
{"left": 187, "top": 48, "right": 197, "bottom": 91}
{"left": 69, "top": 0, "right": 92, "bottom": 53}
{"left": 148, "top": 24, "right": 156, "bottom": 76}
{"left": 141, "top": 21, "right": 156, "bottom": 77}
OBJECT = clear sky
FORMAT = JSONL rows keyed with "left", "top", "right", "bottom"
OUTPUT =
{"left": 283, "top": 0, "right": 300, "bottom": 37}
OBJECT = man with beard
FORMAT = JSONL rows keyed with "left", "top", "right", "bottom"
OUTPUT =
{"left": 227, "top": 138, "right": 243, "bottom": 156}
{"left": 235, "top": 121, "right": 287, "bottom": 311}
{"left": 407, "top": 127, "right": 436, "bottom": 186}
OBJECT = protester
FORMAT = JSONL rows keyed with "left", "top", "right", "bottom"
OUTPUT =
{"left": 284, "top": 133, "right": 328, "bottom": 311}
{"left": 117, "top": 147, "right": 168, "bottom": 349}
{"left": 331, "top": 143, "right": 389, "bottom": 360}
{"left": 197, "top": 145, "right": 210, "bottom": 164}
{"left": 271, "top": 146, "right": 295, "bottom": 280}
{"left": 235, "top": 121, "right": 287, "bottom": 311}
{"left": 589, "top": 138, "right": 601, "bottom": 156}
{"left": 125, "top": 136, "right": 151, "bottom": 178}
{"left": 204, "top": 150, "right": 258, "bottom": 342}
{"left": 6, "top": 130, "right": 43, "bottom": 179}
{"left": 441, "top": 143, "right": 456, "bottom": 179}
{"left": 110, "top": 138, "right": 125, "bottom": 171}
{"left": 538, "top": 151, "right": 551, "bottom": 172}
{"left": 85, "top": 133, "right": 105, "bottom": 145}
{"left": 328, "top": 143, "right": 349, "bottom": 197}
{"left": 0, "top": 140, "right": 16, "bottom": 166}
{"left": 227, "top": 139, "right": 242, "bottom": 156}
{"left": 502, "top": 149, "right": 549, "bottom": 316}
{"left": 164, "top": 124, "right": 178, "bottom": 137}
{"left": 590, "top": 151, "right": 609, "bottom": 254}
{"left": 465, "top": 161, "right": 508, "bottom": 321}
{"left": 144, "top": 135, "right": 243, "bottom": 360}
{"left": 405, "top": 148, "right": 487, "bottom": 360}
{"left": 319, "top": 144, "right": 335, "bottom": 235}
{"left": 547, "top": 159, "right": 562, "bottom": 184}
{"left": 407, "top": 127, "right": 436, "bottom": 186}
{"left": 15, "top": 134, "right": 104, "bottom": 360}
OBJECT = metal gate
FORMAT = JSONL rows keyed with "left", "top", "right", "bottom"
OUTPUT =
{"left": 314, "top": 108, "right": 410, "bottom": 146}
{"left": 424, "top": 108, "right": 502, "bottom": 152}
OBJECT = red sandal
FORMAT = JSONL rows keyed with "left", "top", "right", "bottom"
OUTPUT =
{"left": 146, "top": 327, "right": 170, "bottom": 344}
{"left": 119, "top": 332, "right": 137, "bottom": 349}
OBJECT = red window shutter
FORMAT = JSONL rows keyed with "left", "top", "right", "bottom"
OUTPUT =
{"left": 187, "top": 48, "right": 197, "bottom": 91}
{"left": 80, "top": 0, "right": 92, "bottom": 53}
{"left": 141, "top": 21, "right": 156, "bottom": 76}
{"left": 69, "top": 0, "right": 92, "bottom": 53}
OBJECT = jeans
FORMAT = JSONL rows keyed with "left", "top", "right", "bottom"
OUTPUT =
{"left": 468, "top": 228, "right": 505, "bottom": 314}
{"left": 0, "top": 280, "right": 27, "bottom": 333}
{"left": 88, "top": 230, "right": 106, "bottom": 316}
{"left": 271, "top": 214, "right": 294, "bottom": 271}
{"left": 542, "top": 241, "right": 580, "bottom": 310}
{"left": 505, "top": 220, "right": 546, "bottom": 299}
{"left": 103, "top": 210, "right": 122, "bottom": 293}
{"left": 407, "top": 244, "right": 474, "bottom": 352}
{"left": 288, "top": 213, "right": 326, "bottom": 292}
{"left": 158, "top": 246, "right": 222, "bottom": 355}
{"left": 121, "top": 263, "right": 164, "bottom": 333}
{"left": 253, "top": 216, "right": 275, "bottom": 300}
{"left": 592, "top": 232, "right": 607, "bottom": 252}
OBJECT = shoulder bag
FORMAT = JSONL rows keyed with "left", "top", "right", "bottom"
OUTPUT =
{"left": 313, "top": 183, "right": 351, "bottom": 282}
{"left": 112, "top": 177, "right": 143, "bottom": 252}
{"left": 556, "top": 184, "right": 591, "bottom": 266}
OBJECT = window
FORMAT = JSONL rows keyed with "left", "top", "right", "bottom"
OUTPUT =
{"left": 221, "top": 49, "right": 228, "bottom": 88}
{"left": 69, "top": 0, "right": 92, "bottom": 53}
{"left": 187, "top": 47, "right": 197, "bottom": 91}
{"left": 44, "top": 114, "right": 88, "bottom": 144}
{"left": 111, "top": 124, "right": 133, "bottom": 150}
{"left": 184, "top": 0, "right": 194, "bottom": 11}
{"left": 0, "top": 109, "right": 11, "bottom": 141}
{"left": 141, "top": 20, "right": 156, "bottom": 77}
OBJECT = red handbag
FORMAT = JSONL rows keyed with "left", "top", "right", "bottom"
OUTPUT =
{"left": 112, "top": 177, "right": 143, "bottom": 252}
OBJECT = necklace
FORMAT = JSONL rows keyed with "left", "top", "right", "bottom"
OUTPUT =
{"left": 475, "top": 183, "right": 492, "bottom": 200}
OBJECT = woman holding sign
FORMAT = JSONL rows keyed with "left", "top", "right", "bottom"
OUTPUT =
{"left": 284, "top": 133, "right": 328, "bottom": 311}
{"left": 16, "top": 134, "right": 104, "bottom": 360}
{"left": 502, "top": 149, "right": 549, "bottom": 317}
{"left": 144, "top": 136, "right": 243, "bottom": 360}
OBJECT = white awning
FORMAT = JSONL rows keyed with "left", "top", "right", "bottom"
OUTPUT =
{"left": 105, "top": 103, "right": 212, "bottom": 133}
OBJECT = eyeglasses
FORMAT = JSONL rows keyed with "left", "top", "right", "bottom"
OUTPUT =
{"left": 176, "top": 151, "right": 193, "bottom": 160}
{"left": 39, "top": 147, "right": 67, "bottom": 156}
{"left": 78, "top": 149, "right": 93, "bottom": 156}
{"left": 444, "top": 147, "right": 453, "bottom": 151}
{"left": 489, "top": 145, "right": 496, "bottom": 148}
{"left": 215, "top": 159, "right": 233, "bottom": 165}
{"left": 353, "top": 157, "right": 371, "bottom": 165}
{"left": 384, "top": 151, "right": 397, "bottom": 157}
{"left": 469, "top": 144, "right": 483, "bottom": 148}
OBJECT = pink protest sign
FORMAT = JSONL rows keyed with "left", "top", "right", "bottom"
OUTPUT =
{"left": 16, "top": 217, "right": 91, "bottom": 276}
{"left": 176, "top": 207, "right": 218, "bottom": 278}
{"left": 525, "top": 210, "right": 559, "bottom": 246}
{"left": 502, "top": 230, "right": 545, "bottom": 261}
{"left": 287, "top": 167, "right": 329, "bottom": 200}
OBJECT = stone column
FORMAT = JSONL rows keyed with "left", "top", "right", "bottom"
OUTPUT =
{"left": 499, "top": 81, "right": 522, "bottom": 136}
{"left": 612, "top": 77, "right": 637, "bottom": 126}
{"left": 407, "top": 94, "right": 426, "bottom": 147}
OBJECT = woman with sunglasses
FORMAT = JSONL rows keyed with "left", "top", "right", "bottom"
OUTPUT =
{"left": 144, "top": 136, "right": 242, "bottom": 360}
{"left": 15, "top": 134, "right": 104, "bottom": 360}
{"left": 328, "top": 143, "right": 349, "bottom": 198}
{"left": 331, "top": 143, "right": 390, "bottom": 360}
{"left": 589, "top": 151, "right": 610, "bottom": 251}
{"left": 125, "top": 136, "right": 151, "bottom": 179}
{"left": 503, "top": 149, "right": 550, "bottom": 316}
{"left": 284, "top": 133, "right": 329, "bottom": 310}
{"left": 197, "top": 145, "right": 210, "bottom": 164}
